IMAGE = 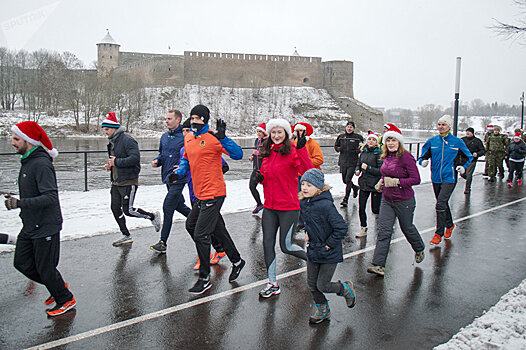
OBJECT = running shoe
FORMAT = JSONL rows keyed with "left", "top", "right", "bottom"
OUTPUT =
{"left": 430, "top": 233, "right": 442, "bottom": 245}
{"left": 210, "top": 251, "right": 226, "bottom": 265}
{"left": 415, "top": 250, "right": 425, "bottom": 263}
{"left": 355, "top": 227, "right": 367, "bottom": 237}
{"left": 252, "top": 205, "right": 264, "bottom": 214}
{"left": 444, "top": 224, "right": 455, "bottom": 239}
{"left": 193, "top": 258, "right": 200, "bottom": 270}
{"left": 150, "top": 240, "right": 167, "bottom": 253}
{"left": 366, "top": 265, "right": 385, "bottom": 277}
{"left": 151, "top": 211, "right": 161, "bottom": 232}
{"left": 309, "top": 302, "right": 330, "bottom": 324}
{"left": 519, "top": 179, "right": 523, "bottom": 186}
{"left": 112, "top": 235, "right": 133, "bottom": 246}
{"left": 507, "top": 181, "right": 513, "bottom": 188}
{"left": 339, "top": 281, "right": 356, "bottom": 308}
{"left": 189, "top": 278, "right": 211, "bottom": 294}
{"left": 229, "top": 259, "right": 246, "bottom": 282}
{"left": 46, "top": 297, "right": 76, "bottom": 317}
{"left": 259, "top": 283, "right": 280, "bottom": 298}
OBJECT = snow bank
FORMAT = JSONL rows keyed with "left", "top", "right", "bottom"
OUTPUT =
{"left": 435, "top": 279, "right": 526, "bottom": 350}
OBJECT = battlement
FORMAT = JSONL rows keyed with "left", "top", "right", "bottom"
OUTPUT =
{"left": 184, "top": 51, "right": 322, "bottom": 64}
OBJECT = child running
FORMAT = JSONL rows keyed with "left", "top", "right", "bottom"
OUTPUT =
{"left": 300, "top": 168, "right": 356, "bottom": 324}
{"left": 256, "top": 118, "right": 313, "bottom": 298}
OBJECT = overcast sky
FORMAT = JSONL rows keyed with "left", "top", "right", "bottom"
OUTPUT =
{"left": 2, "top": 0, "right": 525, "bottom": 110}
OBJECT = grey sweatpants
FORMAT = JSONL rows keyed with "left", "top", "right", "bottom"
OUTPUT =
{"left": 372, "top": 197, "right": 425, "bottom": 267}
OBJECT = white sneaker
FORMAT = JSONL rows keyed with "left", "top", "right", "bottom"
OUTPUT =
{"left": 355, "top": 227, "right": 367, "bottom": 237}
{"left": 112, "top": 235, "right": 133, "bottom": 246}
{"left": 151, "top": 211, "right": 161, "bottom": 232}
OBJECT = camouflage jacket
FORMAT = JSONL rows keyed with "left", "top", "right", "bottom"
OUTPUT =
{"left": 487, "top": 134, "right": 509, "bottom": 153}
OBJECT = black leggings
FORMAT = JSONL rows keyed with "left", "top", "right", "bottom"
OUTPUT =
{"left": 249, "top": 170, "right": 263, "bottom": 206}
{"left": 358, "top": 190, "right": 381, "bottom": 227}
{"left": 110, "top": 185, "right": 154, "bottom": 236}
{"left": 341, "top": 165, "right": 358, "bottom": 201}
{"left": 508, "top": 161, "right": 524, "bottom": 182}
{"left": 262, "top": 208, "right": 307, "bottom": 284}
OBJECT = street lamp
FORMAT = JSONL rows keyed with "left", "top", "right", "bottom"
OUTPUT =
{"left": 453, "top": 57, "right": 461, "bottom": 136}
{"left": 521, "top": 92, "right": 524, "bottom": 130}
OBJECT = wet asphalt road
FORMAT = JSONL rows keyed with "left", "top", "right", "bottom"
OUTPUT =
{"left": 1, "top": 174, "right": 526, "bottom": 350}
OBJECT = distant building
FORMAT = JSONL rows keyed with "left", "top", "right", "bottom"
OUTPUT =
{"left": 96, "top": 31, "right": 383, "bottom": 130}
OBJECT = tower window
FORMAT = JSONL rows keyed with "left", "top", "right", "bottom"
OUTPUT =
{"left": 303, "top": 78, "right": 309, "bottom": 83}
{"left": 110, "top": 56, "right": 112, "bottom": 59}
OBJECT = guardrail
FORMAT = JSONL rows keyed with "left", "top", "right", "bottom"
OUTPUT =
{"left": 0, "top": 143, "right": 427, "bottom": 192}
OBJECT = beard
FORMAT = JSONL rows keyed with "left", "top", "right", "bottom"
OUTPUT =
{"left": 15, "top": 143, "right": 28, "bottom": 155}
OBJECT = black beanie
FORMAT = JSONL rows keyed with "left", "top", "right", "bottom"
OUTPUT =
{"left": 190, "top": 104, "right": 210, "bottom": 124}
{"left": 465, "top": 127, "right": 475, "bottom": 134}
{"left": 182, "top": 117, "right": 191, "bottom": 129}
{"left": 346, "top": 121, "right": 355, "bottom": 128}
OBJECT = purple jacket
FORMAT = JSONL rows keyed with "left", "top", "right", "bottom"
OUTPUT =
{"left": 381, "top": 151, "right": 420, "bottom": 202}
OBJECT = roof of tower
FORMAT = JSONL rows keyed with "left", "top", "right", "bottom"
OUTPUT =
{"left": 292, "top": 47, "right": 300, "bottom": 56}
{"left": 97, "top": 30, "right": 119, "bottom": 46}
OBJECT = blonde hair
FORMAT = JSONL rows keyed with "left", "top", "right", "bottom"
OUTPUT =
{"left": 298, "top": 184, "right": 332, "bottom": 200}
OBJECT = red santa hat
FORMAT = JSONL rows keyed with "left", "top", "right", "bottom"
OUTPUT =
{"left": 487, "top": 125, "right": 494, "bottom": 131}
{"left": 266, "top": 118, "right": 292, "bottom": 139}
{"left": 514, "top": 132, "right": 522, "bottom": 140}
{"left": 101, "top": 112, "right": 120, "bottom": 128}
{"left": 293, "top": 122, "right": 314, "bottom": 136}
{"left": 11, "top": 121, "right": 58, "bottom": 158}
{"left": 383, "top": 124, "right": 404, "bottom": 144}
{"left": 256, "top": 123, "right": 267, "bottom": 134}
{"left": 384, "top": 123, "right": 395, "bottom": 130}
{"left": 366, "top": 132, "right": 380, "bottom": 143}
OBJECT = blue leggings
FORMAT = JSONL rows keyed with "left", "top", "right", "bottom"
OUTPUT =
{"left": 262, "top": 208, "right": 307, "bottom": 283}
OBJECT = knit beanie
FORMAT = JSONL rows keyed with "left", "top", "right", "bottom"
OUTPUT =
{"left": 346, "top": 121, "right": 356, "bottom": 128}
{"left": 438, "top": 115, "right": 453, "bottom": 128}
{"left": 182, "top": 117, "right": 191, "bottom": 129}
{"left": 301, "top": 168, "right": 325, "bottom": 190}
{"left": 465, "top": 127, "right": 475, "bottom": 134}
{"left": 12, "top": 121, "right": 58, "bottom": 157}
{"left": 266, "top": 118, "right": 292, "bottom": 139}
{"left": 190, "top": 104, "right": 210, "bottom": 124}
{"left": 101, "top": 112, "right": 120, "bottom": 128}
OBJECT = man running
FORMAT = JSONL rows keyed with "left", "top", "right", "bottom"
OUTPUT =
{"left": 150, "top": 110, "right": 191, "bottom": 253}
{"left": 7, "top": 121, "right": 76, "bottom": 317}
{"left": 168, "top": 105, "right": 245, "bottom": 294}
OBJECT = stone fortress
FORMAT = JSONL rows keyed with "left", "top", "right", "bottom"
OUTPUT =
{"left": 97, "top": 31, "right": 382, "bottom": 129}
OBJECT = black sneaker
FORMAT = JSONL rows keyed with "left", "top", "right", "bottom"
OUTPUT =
{"left": 189, "top": 278, "right": 211, "bottom": 294}
{"left": 150, "top": 240, "right": 167, "bottom": 253}
{"left": 352, "top": 187, "right": 359, "bottom": 198}
{"left": 340, "top": 200, "right": 348, "bottom": 207}
{"left": 229, "top": 259, "right": 245, "bottom": 282}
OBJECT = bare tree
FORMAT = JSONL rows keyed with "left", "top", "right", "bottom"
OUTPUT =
{"left": 491, "top": 0, "right": 526, "bottom": 44}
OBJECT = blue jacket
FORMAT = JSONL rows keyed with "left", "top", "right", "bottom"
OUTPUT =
{"left": 155, "top": 125, "right": 185, "bottom": 183}
{"left": 418, "top": 133, "right": 473, "bottom": 183}
{"left": 300, "top": 190, "right": 348, "bottom": 264}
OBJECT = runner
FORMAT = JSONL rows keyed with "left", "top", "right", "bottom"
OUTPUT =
{"left": 7, "top": 121, "right": 75, "bottom": 317}
{"left": 150, "top": 110, "right": 191, "bottom": 253}
{"left": 248, "top": 123, "right": 267, "bottom": 214}
{"left": 102, "top": 112, "right": 161, "bottom": 246}
{"left": 419, "top": 115, "right": 473, "bottom": 245}
{"left": 168, "top": 105, "right": 245, "bottom": 294}
{"left": 256, "top": 118, "right": 313, "bottom": 298}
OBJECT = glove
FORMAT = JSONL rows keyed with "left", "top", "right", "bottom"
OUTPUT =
{"left": 4, "top": 196, "right": 20, "bottom": 210}
{"left": 374, "top": 178, "right": 383, "bottom": 192}
{"left": 296, "top": 132, "right": 307, "bottom": 149}
{"left": 167, "top": 172, "right": 179, "bottom": 183}
{"left": 384, "top": 177, "right": 400, "bottom": 187}
{"left": 255, "top": 170, "right": 264, "bottom": 183}
{"left": 214, "top": 119, "right": 226, "bottom": 140}
{"left": 456, "top": 166, "right": 465, "bottom": 175}
{"left": 222, "top": 161, "right": 230, "bottom": 174}
{"left": 421, "top": 159, "right": 429, "bottom": 167}
{"left": 337, "top": 146, "right": 342, "bottom": 152}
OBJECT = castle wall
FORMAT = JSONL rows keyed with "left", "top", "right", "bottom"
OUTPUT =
{"left": 183, "top": 51, "right": 324, "bottom": 89}
{"left": 114, "top": 56, "right": 184, "bottom": 86}
{"left": 97, "top": 43, "right": 119, "bottom": 78}
{"left": 119, "top": 52, "right": 182, "bottom": 66}
{"left": 323, "top": 61, "right": 354, "bottom": 98}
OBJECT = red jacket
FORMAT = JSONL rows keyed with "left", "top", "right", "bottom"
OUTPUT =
{"left": 260, "top": 144, "right": 313, "bottom": 210}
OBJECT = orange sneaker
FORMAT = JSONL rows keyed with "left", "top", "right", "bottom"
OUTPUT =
{"left": 46, "top": 297, "right": 76, "bottom": 317}
{"left": 430, "top": 233, "right": 442, "bottom": 245}
{"left": 193, "top": 258, "right": 200, "bottom": 270}
{"left": 210, "top": 252, "right": 226, "bottom": 265}
{"left": 44, "top": 283, "right": 69, "bottom": 305}
{"left": 444, "top": 224, "right": 455, "bottom": 239}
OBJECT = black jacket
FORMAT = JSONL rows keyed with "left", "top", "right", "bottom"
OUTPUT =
{"left": 107, "top": 128, "right": 141, "bottom": 182}
{"left": 334, "top": 132, "right": 364, "bottom": 167}
{"left": 300, "top": 190, "right": 348, "bottom": 264}
{"left": 18, "top": 146, "right": 62, "bottom": 238}
{"left": 508, "top": 140, "right": 526, "bottom": 160}
{"left": 355, "top": 146, "right": 383, "bottom": 192}
{"left": 460, "top": 136, "right": 485, "bottom": 162}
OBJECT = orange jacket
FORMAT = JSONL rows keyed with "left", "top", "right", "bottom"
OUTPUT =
{"left": 293, "top": 138, "right": 324, "bottom": 174}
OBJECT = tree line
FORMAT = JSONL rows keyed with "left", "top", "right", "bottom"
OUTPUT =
{"left": 0, "top": 47, "right": 146, "bottom": 132}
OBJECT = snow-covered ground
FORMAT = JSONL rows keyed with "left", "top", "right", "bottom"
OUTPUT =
{"left": 434, "top": 279, "right": 526, "bottom": 350}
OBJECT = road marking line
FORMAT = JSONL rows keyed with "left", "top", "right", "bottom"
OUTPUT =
{"left": 27, "top": 196, "right": 526, "bottom": 350}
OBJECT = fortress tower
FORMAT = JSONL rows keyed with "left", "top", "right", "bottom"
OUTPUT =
{"left": 97, "top": 30, "right": 120, "bottom": 78}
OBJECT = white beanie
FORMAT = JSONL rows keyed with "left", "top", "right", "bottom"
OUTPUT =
{"left": 266, "top": 118, "right": 292, "bottom": 139}
{"left": 438, "top": 115, "right": 453, "bottom": 128}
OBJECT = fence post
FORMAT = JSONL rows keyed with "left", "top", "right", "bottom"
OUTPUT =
{"left": 417, "top": 143, "right": 421, "bottom": 159}
{"left": 84, "top": 152, "right": 88, "bottom": 192}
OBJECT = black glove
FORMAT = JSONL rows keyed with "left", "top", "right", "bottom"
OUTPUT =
{"left": 296, "top": 132, "right": 307, "bottom": 149}
{"left": 214, "top": 119, "right": 226, "bottom": 140}
{"left": 4, "top": 196, "right": 20, "bottom": 210}
{"left": 255, "top": 170, "right": 264, "bottom": 183}
{"left": 222, "top": 161, "right": 230, "bottom": 174}
{"left": 167, "top": 172, "right": 179, "bottom": 183}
